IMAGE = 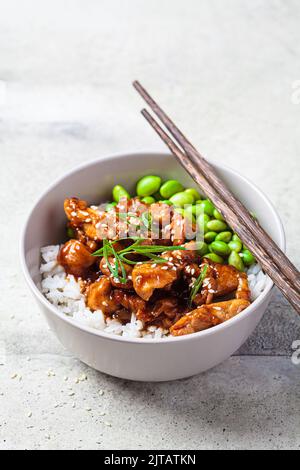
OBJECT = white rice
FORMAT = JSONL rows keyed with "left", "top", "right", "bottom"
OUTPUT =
{"left": 40, "top": 245, "right": 268, "bottom": 339}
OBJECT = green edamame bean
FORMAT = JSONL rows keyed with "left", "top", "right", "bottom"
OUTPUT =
{"left": 215, "top": 231, "right": 232, "bottom": 243}
{"left": 175, "top": 207, "right": 195, "bottom": 223}
{"left": 197, "top": 213, "right": 210, "bottom": 233}
{"left": 67, "top": 227, "right": 75, "bottom": 238}
{"left": 160, "top": 199, "right": 173, "bottom": 206}
{"left": 184, "top": 188, "right": 201, "bottom": 202}
{"left": 203, "top": 253, "right": 224, "bottom": 264}
{"left": 206, "top": 219, "right": 227, "bottom": 232}
{"left": 197, "top": 199, "right": 215, "bottom": 216}
{"left": 112, "top": 185, "right": 130, "bottom": 202}
{"left": 228, "top": 240, "right": 243, "bottom": 252}
{"left": 184, "top": 204, "right": 194, "bottom": 216}
{"left": 188, "top": 205, "right": 203, "bottom": 217}
{"left": 241, "top": 249, "right": 256, "bottom": 266}
{"left": 232, "top": 234, "right": 242, "bottom": 243}
{"left": 210, "top": 240, "right": 231, "bottom": 256}
{"left": 204, "top": 231, "right": 218, "bottom": 243}
{"left": 194, "top": 241, "right": 209, "bottom": 256}
{"left": 106, "top": 201, "right": 117, "bottom": 211}
{"left": 159, "top": 180, "right": 184, "bottom": 199}
{"left": 228, "top": 251, "right": 245, "bottom": 271}
{"left": 213, "top": 208, "right": 225, "bottom": 221}
{"left": 185, "top": 204, "right": 203, "bottom": 219}
{"left": 136, "top": 175, "right": 162, "bottom": 197}
{"left": 169, "top": 191, "right": 194, "bottom": 207}
{"left": 141, "top": 196, "right": 156, "bottom": 204}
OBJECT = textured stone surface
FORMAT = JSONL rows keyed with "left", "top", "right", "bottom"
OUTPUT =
{"left": 0, "top": 356, "right": 299, "bottom": 450}
{"left": 0, "top": 0, "right": 299, "bottom": 450}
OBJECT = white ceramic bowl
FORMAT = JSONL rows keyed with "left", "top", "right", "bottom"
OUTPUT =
{"left": 20, "top": 152, "right": 285, "bottom": 381}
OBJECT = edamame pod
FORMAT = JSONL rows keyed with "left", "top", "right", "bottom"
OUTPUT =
{"left": 206, "top": 219, "right": 227, "bottom": 232}
{"left": 203, "top": 253, "right": 224, "bottom": 264}
{"left": 169, "top": 191, "right": 194, "bottom": 207}
{"left": 213, "top": 209, "right": 225, "bottom": 221}
{"left": 112, "top": 185, "right": 130, "bottom": 202}
{"left": 159, "top": 180, "right": 184, "bottom": 199}
{"left": 215, "top": 231, "right": 232, "bottom": 243}
{"left": 197, "top": 199, "right": 215, "bottom": 216}
{"left": 136, "top": 176, "right": 162, "bottom": 197}
{"left": 184, "top": 188, "right": 201, "bottom": 202}
{"left": 141, "top": 196, "right": 156, "bottom": 204}
{"left": 228, "top": 251, "right": 245, "bottom": 271}
{"left": 197, "top": 213, "right": 210, "bottom": 233}
{"left": 204, "top": 231, "right": 218, "bottom": 243}
{"left": 228, "top": 240, "right": 243, "bottom": 252}
{"left": 241, "top": 249, "right": 256, "bottom": 266}
{"left": 210, "top": 241, "right": 231, "bottom": 256}
{"left": 195, "top": 241, "right": 209, "bottom": 256}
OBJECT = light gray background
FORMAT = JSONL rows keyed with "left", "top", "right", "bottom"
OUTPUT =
{"left": 0, "top": 0, "right": 299, "bottom": 450}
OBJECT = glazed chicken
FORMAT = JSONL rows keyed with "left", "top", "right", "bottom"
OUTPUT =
{"left": 170, "top": 299, "right": 250, "bottom": 336}
{"left": 58, "top": 196, "right": 252, "bottom": 336}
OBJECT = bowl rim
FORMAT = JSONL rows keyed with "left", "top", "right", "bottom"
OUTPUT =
{"left": 20, "top": 151, "right": 286, "bottom": 345}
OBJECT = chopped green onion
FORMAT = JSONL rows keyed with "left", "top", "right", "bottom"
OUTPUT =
{"left": 189, "top": 265, "right": 208, "bottom": 307}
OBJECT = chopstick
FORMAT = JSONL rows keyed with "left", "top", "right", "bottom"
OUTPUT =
{"left": 133, "top": 80, "right": 300, "bottom": 294}
{"left": 133, "top": 81, "right": 300, "bottom": 314}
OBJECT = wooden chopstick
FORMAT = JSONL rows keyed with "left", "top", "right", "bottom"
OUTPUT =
{"left": 133, "top": 85, "right": 300, "bottom": 314}
{"left": 140, "top": 108, "right": 300, "bottom": 314}
{"left": 133, "top": 80, "right": 300, "bottom": 296}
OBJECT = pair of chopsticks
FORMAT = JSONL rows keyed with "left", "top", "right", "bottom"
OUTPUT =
{"left": 133, "top": 80, "right": 300, "bottom": 314}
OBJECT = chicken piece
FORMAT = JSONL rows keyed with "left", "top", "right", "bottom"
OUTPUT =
{"left": 64, "top": 198, "right": 104, "bottom": 241}
{"left": 132, "top": 263, "right": 178, "bottom": 301}
{"left": 86, "top": 277, "right": 119, "bottom": 314}
{"left": 171, "top": 212, "right": 197, "bottom": 246}
{"left": 188, "top": 260, "right": 251, "bottom": 306}
{"left": 99, "top": 256, "right": 133, "bottom": 289}
{"left": 205, "top": 261, "right": 251, "bottom": 301}
{"left": 117, "top": 196, "right": 148, "bottom": 215}
{"left": 213, "top": 263, "right": 242, "bottom": 297}
{"left": 170, "top": 299, "right": 250, "bottom": 336}
{"left": 164, "top": 240, "right": 200, "bottom": 266}
{"left": 113, "top": 290, "right": 148, "bottom": 320}
{"left": 150, "top": 202, "right": 172, "bottom": 226}
{"left": 187, "top": 262, "right": 217, "bottom": 306}
{"left": 150, "top": 297, "right": 179, "bottom": 319}
{"left": 236, "top": 271, "right": 251, "bottom": 301}
{"left": 58, "top": 239, "right": 95, "bottom": 277}
{"left": 113, "top": 308, "right": 132, "bottom": 324}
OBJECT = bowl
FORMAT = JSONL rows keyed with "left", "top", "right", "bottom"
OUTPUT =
{"left": 20, "top": 152, "right": 285, "bottom": 381}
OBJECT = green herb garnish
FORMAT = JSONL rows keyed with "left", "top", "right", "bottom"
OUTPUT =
{"left": 189, "top": 265, "right": 208, "bottom": 307}
{"left": 93, "top": 238, "right": 186, "bottom": 283}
